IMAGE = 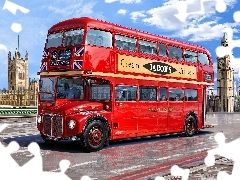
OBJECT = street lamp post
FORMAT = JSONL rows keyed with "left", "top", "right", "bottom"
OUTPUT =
{"left": 208, "top": 87, "right": 214, "bottom": 112}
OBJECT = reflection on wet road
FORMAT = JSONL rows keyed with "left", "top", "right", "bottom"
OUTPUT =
{"left": 0, "top": 113, "right": 239, "bottom": 180}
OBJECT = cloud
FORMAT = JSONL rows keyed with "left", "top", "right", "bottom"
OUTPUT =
{"left": 234, "top": 73, "right": 239, "bottom": 81}
{"left": 117, "top": 9, "right": 128, "bottom": 15}
{"left": 233, "top": 64, "right": 239, "bottom": 78}
{"left": 105, "top": 0, "right": 118, "bottom": 3}
{"left": 230, "top": 55, "right": 240, "bottom": 72}
{"left": 120, "top": 0, "right": 141, "bottom": 3}
{"left": 129, "top": 0, "right": 239, "bottom": 42}
{"left": 105, "top": 0, "right": 141, "bottom": 3}
{"left": 213, "top": 62, "right": 217, "bottom": 73}
{"left": 0, "top": 51, "right": 8, "bottom": 84}
{"left": 45, "top": 0, "right": 104, "bottom": 20}
{"left": 237, "top": 68, "right": 240, "bottom": 79}
{"left": 0, "top": 44, "right": 7, "bottom": 52}
{"left": 130, "top": 11, "right": 146, "bottom": 22}
{"left": 175, "top": 21, "right": 240, "bottom": 42}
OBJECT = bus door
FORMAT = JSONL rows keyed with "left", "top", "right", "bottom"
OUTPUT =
{"left": 158, "top": 87, "right": 168, "bottom": 134}
{"left": 167, "top": 87, "right": 185, "bottom": 132}
{"left": 112, "top": 85, "right": 138, "bottom": 139}
{"left": 202, "top": 87, "right": 206, "bottom": 128}
{"left": 138, "top": 86, "right": 158, "bottom": 136}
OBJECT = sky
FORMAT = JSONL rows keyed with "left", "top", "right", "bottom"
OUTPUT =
{"left": 0, "top": 0, "right": 239, "bottom": 90}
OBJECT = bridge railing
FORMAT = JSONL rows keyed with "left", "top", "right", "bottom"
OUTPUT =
{"left": 0, "top": 106, "right": 37, "bottom": 118}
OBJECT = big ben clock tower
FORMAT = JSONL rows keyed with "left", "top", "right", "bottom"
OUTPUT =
{"left": 216, "top": 32, "right": 234, "bottom": 112}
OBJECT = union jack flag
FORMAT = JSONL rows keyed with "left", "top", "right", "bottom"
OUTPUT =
{"left": 74, "top": 46, "right": 84, "bottom": 56}
{"left": 42, "top": 49, "right": 49, "bottom": 57}
{"left": 40, "top": 62, "right": 47, "bottom": 71}
{"left": 73, "top": 60, "right": 83, "bottom": 70}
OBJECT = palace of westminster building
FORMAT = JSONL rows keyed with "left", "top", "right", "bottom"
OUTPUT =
{"left": 0, "top": 48, "right": 38, "bottom": 106}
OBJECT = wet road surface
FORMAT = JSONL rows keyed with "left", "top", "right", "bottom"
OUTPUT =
{"left": 0, "top": 114, "right": 239, "bottom": 180}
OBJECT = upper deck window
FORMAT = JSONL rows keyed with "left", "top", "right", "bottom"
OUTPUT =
{"left": 198, "top": 53, "right": 209, "bottom": 65}
{"left": 139, "top": 40, "right": 157, "bottom": 55}
{"left": 58, "top": 49, "right": 72, "bottom": 61}
{"left": 115, "top": 35, "right": 137, "bottom": 52}
{"left": 64, "top": 29, "right": 84, "bottom": 46}
{"left": 183, "top": 50, "right": 197, "bottom": 63}
{"left": 46, "top": 32, "right": 63, "bottom": 48}
{"left": 159, "top": 43, "right": 167, "bottom": 57}
{"left": 87, "top": 29, "right": 112, "bottom": 48}
{"left": 168, "top": 46, "right": 182, "bottom": 60}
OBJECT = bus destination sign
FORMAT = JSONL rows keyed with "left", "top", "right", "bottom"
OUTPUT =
{"left": 117, "top": 54, "right": 197, "bottom": 80}
{"left": 143, "top": 62, "right": 177, "bottom": 75}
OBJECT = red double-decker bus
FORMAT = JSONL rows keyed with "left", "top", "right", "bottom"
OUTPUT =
{"left": 36, "top": 17, "right": 214, "bottom": 152}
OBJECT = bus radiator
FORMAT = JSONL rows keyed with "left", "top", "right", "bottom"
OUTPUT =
{"left": 43, "top": 115, "right": 63, "bottom": 137}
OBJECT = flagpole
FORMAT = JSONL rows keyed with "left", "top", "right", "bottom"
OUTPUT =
{"left": 18, "top": 35, "right": 19, "bottom": 51}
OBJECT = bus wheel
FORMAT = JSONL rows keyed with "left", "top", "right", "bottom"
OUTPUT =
{"left": 41, "top": 133, "right": 59, "bottom": 143}
{"left": 184, "top": 115, "right": 197, "bottom": 137}
{"left": 81, "top": 120, "right": 107, "bottom": 152}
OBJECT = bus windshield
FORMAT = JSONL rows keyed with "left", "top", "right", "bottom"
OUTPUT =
{"left": 57, "top": 77, "right": 84, "bottom": 99}
{"left": 46, "top": 32, "right": 63, "bottom": 48}
{"left": 39, "top": 77, "right": 55, "bottom": 101}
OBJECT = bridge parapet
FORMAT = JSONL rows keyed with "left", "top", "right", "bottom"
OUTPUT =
{"left": 0, "top": 106, "right": 37, "bottom": 118}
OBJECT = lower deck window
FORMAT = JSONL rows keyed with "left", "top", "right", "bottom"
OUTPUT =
{"left": 139, "top": 87, "right": 157, "bottom": 101}
{"left": 169, "top": 88, "right": 184, "bottom": 101}
{"left": 91, "top": 85, "right": 111, "bottom": 100}
{"left": 115, "top": 86, "right": 137, "bottom": 101}
{"left": 185, "top": 89, "right": 198, "bottom": 101}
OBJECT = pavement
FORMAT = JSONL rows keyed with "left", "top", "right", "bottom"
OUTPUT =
{"left": 0, "top": 114, "right": 239, "bottom": 180}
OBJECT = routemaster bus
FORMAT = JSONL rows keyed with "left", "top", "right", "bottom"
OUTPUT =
{"left": 36, "top": 17, "right": 214, "bottom": 152}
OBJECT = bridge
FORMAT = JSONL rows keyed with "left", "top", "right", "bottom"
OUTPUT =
{"left": 0, "top": 105, "right": 37, "bottom": 118}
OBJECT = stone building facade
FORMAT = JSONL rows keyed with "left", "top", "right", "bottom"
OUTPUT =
{"left": 0, "top": 48, "right": 38, "bottom": 106}
{"left": 215, "top": 32, "right": 234, "bottom": 112}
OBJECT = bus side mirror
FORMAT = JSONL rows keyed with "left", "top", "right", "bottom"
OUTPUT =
{"left": 86, "top": 79, "right": 91, "bottom": 85}
{"left": 39, "top": 80, "right": 43, "bottom": 89}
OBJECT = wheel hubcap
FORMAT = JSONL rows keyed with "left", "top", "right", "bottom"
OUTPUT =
{"left": 89, "top": 126, "right": 103, "bottom": 146}
{"left": 187, "top": 120, "right": 195, "bottom": 134}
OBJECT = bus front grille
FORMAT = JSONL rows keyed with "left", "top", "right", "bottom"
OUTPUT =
{"left": 43, "top": 115, "right": 63, "bottom": 137}
{"left": 43, "top": 115, "right": 51, "bottom": 135}
{"left": 52, "top": 116, "right": 63, "bottom": 137}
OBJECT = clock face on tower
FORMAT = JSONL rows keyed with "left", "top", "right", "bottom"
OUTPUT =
{"left": 218, "top": 59, "right": 224, "bottom": 68}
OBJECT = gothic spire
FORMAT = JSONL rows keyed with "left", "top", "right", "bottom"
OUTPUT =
{"left": 221, "top": 32, "right": 228, "bottom": 43}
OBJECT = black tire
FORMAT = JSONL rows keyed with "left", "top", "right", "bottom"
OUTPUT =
{"left": 184, "top": 115, "right": 197, "bottom": 137}
{"left": 41, "top": 132, "right": 59, "bottom": 143}
{"left": 80, "top": 120, "right": 107, "bottom": 152}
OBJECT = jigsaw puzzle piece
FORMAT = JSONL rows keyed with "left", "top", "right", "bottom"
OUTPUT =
{"left": 171, "top": 165, "right": 190, "bottom": 180}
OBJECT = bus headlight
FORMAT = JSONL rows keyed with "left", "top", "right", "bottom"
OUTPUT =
{"left": 36, "top": 115, "right": 41, "bottom": 123}
{"left": 68, "top": 120, "right": 76, "bottom": 129}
